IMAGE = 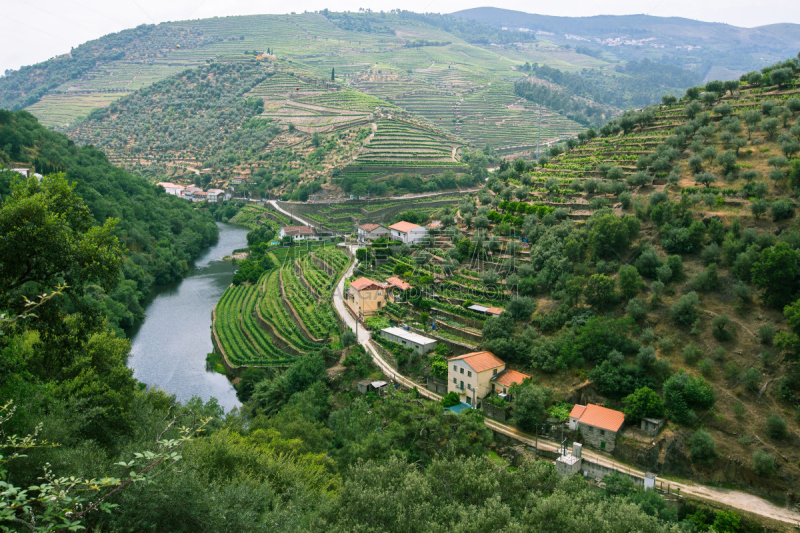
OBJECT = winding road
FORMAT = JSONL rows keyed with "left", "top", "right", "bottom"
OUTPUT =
{"left": 327, "top": 245, "right": 800, "bottom": 527}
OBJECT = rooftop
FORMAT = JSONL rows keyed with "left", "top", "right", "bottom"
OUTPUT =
{"left": 445, "top": 402, "right": 473, "bottom": 414}
{"left": 382, "top": 327, "right": 436, "bottom": 345}
{"left": 389, "top": 221, "right": 422, "bottom": 232}
{"left": 491, "top": 369, "right": 531, "bottom": 388}
{"left": 359, "top": 223, "right": 384, "bottom": 232}
{"left": 569, "top": 404, "right": 587, "bottom": 419}
{"left": 577, "top": 404, "right": 625, "bottom": 433}
{"left": 282, "top": 225, "right": 315, "bottom": 236}
{"left": 350, "top": 277, "right": 386, "bottom": 291}
{"left": 448, "top": 350, "right": 505, "bottom": 373}
{"left": 385, "top": 277, "right": 412, "bottom": 291}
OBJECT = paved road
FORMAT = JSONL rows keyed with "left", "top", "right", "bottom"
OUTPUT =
{"left": 328, "top": 256, "right": 800, "bottom": 526}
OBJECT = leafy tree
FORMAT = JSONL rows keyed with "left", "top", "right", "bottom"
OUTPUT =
{"left": 695, "top": 171, "right": 716, "bottom": 188}
{"left": 765, "top": 413, "right": 787, "bottom": 439}
{"left": 584, "top": 274, "right": 618, "bottom": 310}
{"left": 750, "top": 199, "right": 768, "bottom": 219}
{"left": 512, "top": 384, "right": 551, "bottom": 431}
{"left": 441, "top": 391, "right": 461, "bottom": 408}
{"left": 711, "top": 314, "right": 735, "bottom": 341}
{"left": 618, "top": 264, "right": 644, "bottom": 300}
{"left": 751, "top": 242, "right": 800, "bottom": 307}
{"left": 751, "top": 450, "right": 776, "bottom": 475}
{"left": 587, "top": 211, "right": 639, "bottom": 259}
{"left": 769, "top": 67, "right": 792, "bottom": 88}
{"left": 670, "top": 291, "right": 700, "bottom": 326}
{"left": 341, "top": 328, "right": 357, "bottom": 347}
{"left": 506, "top": 296, "right": 536, "bottom": 321}
{"left": 689, "top": 429, "right": 717, "bottom": 463}
{"left": 622, "top": 387, "right": 665, "bottom": 421}
{"left": 760, "top": 117, "right": 780, "bottom": 140}
{"left": 663, "top": 371, "right": 715, "bottom": 426}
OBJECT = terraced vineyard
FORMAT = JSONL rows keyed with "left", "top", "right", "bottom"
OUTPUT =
{"left": 281, "top": 264, "right": 340, "bottom": 341}
{"left": 350, "top": 118, "right": 466, "bottom": 172}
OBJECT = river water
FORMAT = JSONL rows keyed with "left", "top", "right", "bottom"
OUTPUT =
{"left": 127, "top": 222, "right": 248, "bottom": 412}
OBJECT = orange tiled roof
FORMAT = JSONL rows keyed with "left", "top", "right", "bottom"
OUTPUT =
{"left": 569, "top": 404, "right": 586, "bottom": 419}
{"left": 491, "top": 369, "right": 530, "bottom": 387}
{"left": 485, "top": 307, "right": 504, "bottom": 315}
{"left": 389, "top": 221, "right": 421, "bottom": 232}
{"left": 385, "top": 277, "right": 412, "bottom": 290}
{"left": 282, "top": 225, "right": 315, "bottom": 236}
{"left": 350, "top": 277, "right": 386, "bottom": 291}
{"left": 448, "top": 351, "right": 505, "bottom": 373}
{"left": 577, "top": 404, "right": 625, "bottom": 432}
{"left": 359, "top": 223, "right": 383, "bottom": 231}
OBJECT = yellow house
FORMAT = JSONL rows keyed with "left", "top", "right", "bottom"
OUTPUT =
{"left": 447, "top": 351, "right": 506, "bottom": 407}
{"left": 346, "top": 277, "right": 387, "bottom": 318}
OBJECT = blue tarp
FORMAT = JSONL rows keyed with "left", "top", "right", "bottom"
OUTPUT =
{"left": 445, "top": 402, "right": 473, "bottom": 414}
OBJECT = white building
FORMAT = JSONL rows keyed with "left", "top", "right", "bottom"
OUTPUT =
{"left": 357, "top": 223, "right": 390, "bottom": 243}
{"left": 279, "top": 225, "right": 317, "bottom": 241}
{"left": 157, "top": 182, "right": 186, "bottom": 196}
{"left": 389, "top": 221, "right": 427, "bottom": 245}
{"left": 447, "top": 351, "right": 506, "bottom": 408}
{"left": 206, "top": 189, "right": 225, "bottom": 203}
{"left": 380, "top": 327, "right": 437, "bottom": 355}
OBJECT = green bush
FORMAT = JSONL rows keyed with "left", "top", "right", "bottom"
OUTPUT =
{"left": 741, "top": 367, "right": 761, "bottom": 392}
{"left": 689, "top": 429, "right": 717, "bottom": 463}
{"left": 751, "top": 449, "right": 776, "bottom": 475}
{"left": 758, "top": 324, "right": 775, "bottom": 345}
{"left": 711, "top": 314, "right": 735, "bottom": 341}
{"left": 766, "top": 413, "right": 787, "bottom": 439}
{"left": 670, "top": 292, "right": 701, "bottom": 326}
{"left": 441, "top": 391, "right": 461, "bottom": 408}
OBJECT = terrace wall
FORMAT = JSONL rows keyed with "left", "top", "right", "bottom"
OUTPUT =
{"left": 426, "top": 376, "right": 448, "bottom": 396}
{"left": 408, "top": 325, "right": 475, "bottom": 355}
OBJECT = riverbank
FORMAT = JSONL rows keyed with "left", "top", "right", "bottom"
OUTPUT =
{"left": 127, "top": 222, "right": 248, "bottom": 412}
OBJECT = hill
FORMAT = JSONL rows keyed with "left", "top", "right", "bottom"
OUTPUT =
{"left": 260, "top": 55, "right": 800, "bottom": 503}
{"left": 0, "top": 109, "right": 219, "bottom": 333}
{"left": 453, "top": 7, "right": 800, "bottom": 75}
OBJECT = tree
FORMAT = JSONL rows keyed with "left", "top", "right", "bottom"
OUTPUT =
{"left": 760, "top": 117, "right": 781, "bottom": 140}
{"left": 618, "top": 264, "right": 644, "bottom": 300}
{"left": 684, "top": 100, "right": 703, "bottom": 118}
{"left": 506, "top": 296, "right": 536, "bottom": 320}
{"left": 716, "top": 150, "right": 738, "bottom": 175}
{"left": 341, "top": 328, "right": 357, "bottom": 347}
{"left": 584, "top": 274, "right": 618, "bottom": 310}
{"left": 661, "top": 94, "right": 677, "bottom": 106}
{"left": 626, "top": 171, "right": 651, "bottom": 189}
{"left": 688, "top": 154, "right": 703, "bottom": 173}
{"left": 512, "top": 384, "right": 551, "bottom": 431}
{"left": 751, "top": 242, "right": 800, "bottom": 307}
{"left": 742, "top": 110, "right": 761, "bottom": 139}
{"left": 587, "top": 211, "right": 639, "bottom": 259}
{"left": 711, "top": 314, "right": 735, "bottom": 341}
{"left": 750, "top": 199, "right": 768, "bottom": 219}
{"left": 331, "top": 67, "right": 335, "bottom": 81}
{"left": 690, "top": 429, "right": 717, "bottom": 463}
{"left": 765, "top": 413, "right": 787, "bottom": 439}
{"left": 751, "top": 450, "right": 776, "bottom": 475}
{"left": 694, "top": 171, "right": 715, "bottom": 188}
{"left": 441, "top": 391, "right": 461, "bottom": 408}
{"left": 713, "top": 102, "right": 732, "bottom": 117}
{"left": 622, "top": 387, "right": 665, "bottom": 421}
{"left": 670, "top": 291, "right": 701, "bottom": 326}
{"left": 769, "top": 67, "right": 792, "bottom": 88}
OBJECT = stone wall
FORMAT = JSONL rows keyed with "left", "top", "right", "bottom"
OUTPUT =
{"left": 408, "top": 326, "right": 475, "bottom": 355}
{"left": 482, "top": 402, "right": 508, "bottom": 423}
{"left": 434, "top": 320, "right": 482, "bottom": 344}
{"left": 426, "top": 376, "right": 448, "bottom": 396}
{"left": 579, "top": 422, "right": 618, "bottom": 452}
{"left": 431, "top": 307, "right": 484, "bottom": 330}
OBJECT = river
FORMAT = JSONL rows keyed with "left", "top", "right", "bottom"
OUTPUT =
{"left": 127, "top": 222, "right": 248, "bottom": 412}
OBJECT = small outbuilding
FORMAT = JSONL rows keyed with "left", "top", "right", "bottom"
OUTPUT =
{"left": 380, "top": 327, "right": 437, "bottom": 355}
{"left": 640, "top": 417, "right": 665, "bottom": 437}
{"left": 357, "top": 380, "right": 388, "bottom": 395}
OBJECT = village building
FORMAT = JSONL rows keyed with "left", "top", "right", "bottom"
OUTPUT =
{"left": 191, "top": 190, "right": 207, "bottom": 203}
{"left": 279, "top": 225, "right": 317, "bottom": 241}
{"left": 467, "top": 304, "right": 504, "bottom": 316}
{"left": 640, "top": 417, "right": 666, "bottom": 437}
{"left": 569, "top": 403, "right": 625, "bottom": 452}
{"left": 385, "top": 276, "right": 413, "bottom": 300}
{"left": 389, "top": 221, "right": 428, "bottom": 245}
{"left": 447, "top": 351, "right": 506, "bottom": 408}
{"left": 345, "top": 277, "right": 387, "bottom": 317}
{"left": 380, "top": 327, "right": 437, "bottom": 355}
{"left": 357, "top": 380, "right": 388, "bottom": 395}
{"left": 157, "top": 182, "right": 186, "bottom": 196}
{"left": 182, "top": 184, "right": 202, "bottom": 199}
{"left": 491, "top": 369, "right": 531, "bottom": 396}
{"left": 206, "top": 189, "right": 225, "bottom": 203}
{"left": 357, "top": 223, "right": 390, "bottom": 243}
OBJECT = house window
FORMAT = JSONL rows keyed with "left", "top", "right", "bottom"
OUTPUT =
{"left": 453, "top": 378, "right": 456, "bottom": 384}
{"left": 460, "top": 368, "right": 464, "bottom": 374}
{"left": 467, "top": 371, "right": 472, "bottom": 377}
{"left": 467, "top": 383, "right": 471, "bottom": 390}
{"left": 600, "top": 429, "right": 605, "bottom": 436}
{"left": 460, "top": 381, "right": 464, "bottom": 389}
{"left": 453, "top": 365, "right": 457, "bottom": 371}
{"left": 493, "top": 369, "right": 497, "bottom": 376}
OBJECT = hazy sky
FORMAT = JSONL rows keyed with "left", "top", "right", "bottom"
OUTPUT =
{"left": 2, "top": 0, "right": 799, "bottom": 74}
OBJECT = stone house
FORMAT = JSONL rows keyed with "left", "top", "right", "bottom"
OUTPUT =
{"left": 571, "top": 403, "right": 625, "bottom": 452}
{"left": 357, "top": 223, "right": 390, "bottom": 243}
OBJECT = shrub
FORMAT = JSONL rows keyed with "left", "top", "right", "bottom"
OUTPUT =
{"left": 584, "top": 274, "right": 618, "bottom": 310}
{"left": 690, "top": 429, "right": 717, "bottom": 463}
{"left": 663, "top": 372, "right": 715, "bottom": 426}
{"left": 711, "top": 314, "right": 735, "bottom": 341}
{"left": 733, "top": 401, "right": 745, "bottom": 418}
{"left": 671, "top": 292, "right": 701, "bottom": 326}
{"left": 690, "top": 263, "right": 720, "bottom": 292}
{"left": 742, "top": 367, "right": 761, "bottom": 392}
{"left": 771, "top": 198, "right": 794, "bottom": 221}
{"left": 699, "top": 359, "right": 714, "bottom": 381}
{"left": 622, "top": 386, "right": 665, "bottom": 421}
{"left": 766, "top": 413, "right": 787, "bottom": 439}
{"left": 618, "top": 265, "right": 644, "bottom": 299}
{"left": 751, "top": 449, "right": 776, "bottom": 475}
{"left": 441, "top": 391, "right": 461, "bottom": 408}
{"left": 682, "top": 343, "right": 703, "bottom": 365}
{"left": 341, "top": 329, "right": 357, "bottom": 347}
{"left": 626, "top": 298, "right": 647, "bottom": 321}
{"left": 758, "top": 324, "right": 775, "bottom": 345}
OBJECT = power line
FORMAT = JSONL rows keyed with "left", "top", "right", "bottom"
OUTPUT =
{"left": 187, "top": 0, "right": 209, "bottom": 19}
{"left": 62, "top": 0, "right": 129, "bottom": 28}
{"left": 130, "top": 0, "right": 156, "bottom": 24}
{"left": 0, "top": 12, "right": 72, "bottom": 47}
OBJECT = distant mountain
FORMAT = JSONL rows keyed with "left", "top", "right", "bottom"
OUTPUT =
{"left": 452, "top": 8, "right": 800, "bottom": 75}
